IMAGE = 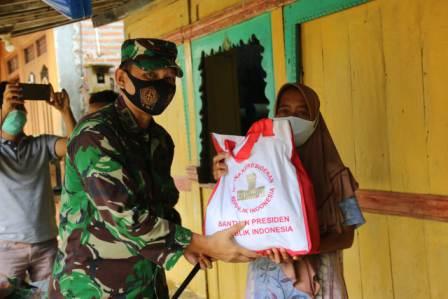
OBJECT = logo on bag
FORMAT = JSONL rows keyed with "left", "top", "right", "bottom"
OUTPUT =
{"left": 237, "top": 173, "right": 265, "bottom": 201}
{"left": 231, "top": 163, "right": 275, "bottom": 213}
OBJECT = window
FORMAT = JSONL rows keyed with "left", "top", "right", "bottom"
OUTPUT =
{"left": 197, "top": 36, "right": 269, "bottom": 183}
{"left": 28, "top": 72, "right": 36, "bottom": 83}
{"left": 40, "top": 65, "right": 49, "bottom": 83}
{"left": 96, "top": 72, "right": 105, "bottom": 84}
{"left": 190, "top": 15, "right": 276, "bottom": 183}
{"left": 24, "top": 45, "right": 35, "bottom": 63}
{"left": 36, "top": 36, "right": 47, "bottom": 56}
{"left": 7, "top": 56, "right": 19, "bottom": 74}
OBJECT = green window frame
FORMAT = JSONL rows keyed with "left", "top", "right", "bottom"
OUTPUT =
{"left": 190, "top": 13, "right": 276, "bottom": 159}
{"left": 284, "top": 0, "right": 370, "bottom": 82}
{"left": 176, "top": 45, "right": 193, "bottom": 161}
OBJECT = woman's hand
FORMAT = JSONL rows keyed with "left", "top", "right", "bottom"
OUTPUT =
{"left": 266, "top": 248, "right": 301, "bottom": 264}
{"left": 212, "top": 152, "right": 230, "bottom": 180}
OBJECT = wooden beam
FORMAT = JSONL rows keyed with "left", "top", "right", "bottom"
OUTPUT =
{"left": 0, "top": 9, "right": 58, "bottom": 25}
{"left": 0, "top": 25, "right": 14, "bottom": 35}
{"left": 13, "top": 15, "right": 69, "bottom": 30}
{"left": 162, "top": 0, "right": 294, "bottom": 44}
{"left": 183, "top": 165, "right": 448, "bottom": 222}
{"left": 12, "top": 19, "right": 78, "bottom": 36}
{"left": 92, "top": 1, "right": 127, "bottom": 12}
{"left": 92, "top": 0, "right": 154, "bottom": 27}
{"left": 0, "top": 0, "right": 135, "bottom": 36}
{"left": 0, "top": 2, "right": 49, "bottom": 16}
{"left": 0, "top": 0, "right": 43, "bottom": 8}
{"left": 356, "top": 190, "right": 448, "bottom": 222}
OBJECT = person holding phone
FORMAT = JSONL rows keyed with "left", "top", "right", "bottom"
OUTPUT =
{"left": 0, "top": 82, "right": 76, "bottom": 291}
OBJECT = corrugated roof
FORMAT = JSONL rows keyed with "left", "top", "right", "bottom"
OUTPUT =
{"left": 0, "top": 0, "right": 152, "bottom": 37}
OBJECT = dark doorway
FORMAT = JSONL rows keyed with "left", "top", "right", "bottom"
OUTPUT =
{"left": 198, "top": 36, "right": 269, "bottom": 183}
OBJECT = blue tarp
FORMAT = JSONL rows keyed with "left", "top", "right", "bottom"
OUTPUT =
{"left": 42, "top": 0, "right": 92, "bottom": 19}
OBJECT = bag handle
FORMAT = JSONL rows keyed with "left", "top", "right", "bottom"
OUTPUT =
{"left": 211, "top": 119, "right": 275, "bottom": 162}
{"left": 233, "top": 119, "right": 275, "bottom": 161}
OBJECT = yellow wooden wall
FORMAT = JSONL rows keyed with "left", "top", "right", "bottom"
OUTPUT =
{"left": 125, "top": 1, "right": 260, "bottom": 297}
{"left": 154, "top": 69, "right": 208, "bottom": 298}
{"left": 125, "top": 0, "right": 242, "bottom": 39}
{"left": 300, "top": 1, "right": 448, "bottom": 298}
{"left": 124, "top": 0, "right": 448, "bottom": 298}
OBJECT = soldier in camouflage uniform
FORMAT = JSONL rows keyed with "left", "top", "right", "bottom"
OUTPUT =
{"left": 50, "top": 38, "right": 258, "bottom": 299}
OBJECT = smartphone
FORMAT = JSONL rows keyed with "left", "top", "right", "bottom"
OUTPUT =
{"left": 20, "top": 83, "right": 51, "bottom": 101}
{"left": 0, "top": 82, "right": 51, "bottom": 107}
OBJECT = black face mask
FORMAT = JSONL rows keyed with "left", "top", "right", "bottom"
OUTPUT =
{"left": 121, "top": 70, "right": 176, "bottom": 115}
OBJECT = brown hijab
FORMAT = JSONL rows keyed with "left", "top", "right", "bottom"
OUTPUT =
{"left": 276, "top": 83, "right": 358, "bottom": 235}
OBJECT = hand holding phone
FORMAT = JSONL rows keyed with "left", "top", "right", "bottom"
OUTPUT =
{"left": 1, "top": 81, "right": 51, "bottom": 108}
{"left": 0, "top": 82, "right": 25, "bottom": 115}
{"left": 48, "top": 88, "right": 70, "bottom": 113}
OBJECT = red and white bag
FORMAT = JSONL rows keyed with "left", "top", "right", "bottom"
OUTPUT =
{"left": 205, "top": 118, "right": 320, "bottom": 255}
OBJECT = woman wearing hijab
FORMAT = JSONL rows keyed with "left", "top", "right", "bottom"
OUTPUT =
{"left": 213, "top": 83, "right": 365, "bottom": 299}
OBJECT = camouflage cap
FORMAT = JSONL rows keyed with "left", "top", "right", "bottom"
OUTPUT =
{"left": 121, "top": 38, "right": 183, "bottom": 77}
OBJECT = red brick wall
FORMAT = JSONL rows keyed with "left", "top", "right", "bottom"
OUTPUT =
{"left": 80, "top": 20, "right": 124, "bottom": 67}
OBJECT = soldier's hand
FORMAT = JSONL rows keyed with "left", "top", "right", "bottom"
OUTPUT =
{"left": 2, "top": 82, "right": 24, "bottom": 115}
{"left": 212, "top": 152, "right": 230, "bottom": 181}
{"left": 184, "top": 251, "right": 213, "bottom": 270}
{"left": 206, "top": 222, "right": 259, "bottom": 263}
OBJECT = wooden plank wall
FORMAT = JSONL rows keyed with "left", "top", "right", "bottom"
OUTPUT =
{"left": 124, "top": 0, "right": 448, "bottom": 298}
{"left": 154, "top": 75, "right": 208, "bottom": 298}
{"left": 300, "top": 1, "right": 448, "bottom": 298}
{"left": 125, "top": 2, "right": 286, "bottom": 298}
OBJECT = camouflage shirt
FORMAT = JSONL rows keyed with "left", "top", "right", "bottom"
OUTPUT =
{"left": 50, "top": 96, "right": 192, "bottom": 299}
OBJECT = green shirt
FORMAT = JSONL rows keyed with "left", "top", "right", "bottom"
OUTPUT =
{"left": 50, "top": 97, "right": 192, "bottom": 299}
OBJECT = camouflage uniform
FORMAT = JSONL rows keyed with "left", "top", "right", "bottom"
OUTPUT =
{"left": 50, "top": 39, "right": 191, "bottom": 299}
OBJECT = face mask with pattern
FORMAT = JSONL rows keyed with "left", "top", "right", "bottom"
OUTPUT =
{"left": 121, "top": 70, "right": 176, "bottom": 115}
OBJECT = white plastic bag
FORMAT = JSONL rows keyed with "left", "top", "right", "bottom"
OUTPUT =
{"left": 205, "top": 118, "right": 320, "bottom": 255}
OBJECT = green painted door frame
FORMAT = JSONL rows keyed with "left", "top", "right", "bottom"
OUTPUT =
{"left": 176, "top": 45, "right": 193, "bottom": 161}
{"left": 284, "top": 0, "right": 370, "bottom": 82}
{"left": 190, "top": 13, "right": 275, "bottom": 159}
